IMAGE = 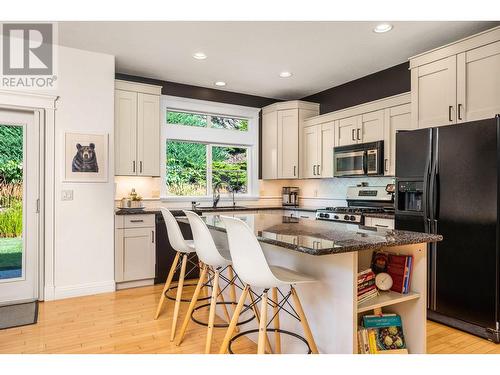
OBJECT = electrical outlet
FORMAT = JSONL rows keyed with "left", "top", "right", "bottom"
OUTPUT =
{"left": 61, "top": 190, "right": 73, "bottom": 201}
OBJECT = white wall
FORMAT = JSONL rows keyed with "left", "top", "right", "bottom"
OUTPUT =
{"left": 44, "top": 46, "right": 115, "bottom": 299}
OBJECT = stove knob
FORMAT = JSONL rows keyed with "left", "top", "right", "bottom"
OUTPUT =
{"left": 350, "top": 215, "right": 356, "bottom": 221}
{"left": 324, "top": 213, "right": 330, "bottom": 219}
{"left": 334, "top": 215, "right": 339, "bottom": 220}
{"left": 344, "top": 215, "right": 350, "bottom": 221}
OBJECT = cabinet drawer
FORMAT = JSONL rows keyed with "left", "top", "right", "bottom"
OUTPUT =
{"left": 120, "top": 214, "right": 155, "bottom": 228}
{"left": 364, "top": 217, "right": 394, "bottom": 229}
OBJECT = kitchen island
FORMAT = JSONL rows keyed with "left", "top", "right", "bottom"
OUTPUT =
{"left": 181, "top": 212, "right": 441, "bottom": 354}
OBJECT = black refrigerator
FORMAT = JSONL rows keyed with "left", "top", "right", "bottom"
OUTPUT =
{"left": 395, "top": 115, "right": 500, "bottom": 343}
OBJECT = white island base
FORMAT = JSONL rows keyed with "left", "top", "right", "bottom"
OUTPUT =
{"left": 211, "top": 229, "right": 427, "bottom": 354}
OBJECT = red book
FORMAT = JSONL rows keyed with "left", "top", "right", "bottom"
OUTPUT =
{"left": 387, "top": 254, "right": 408, "bottom": 293}
{"left": 358, "top": 284, "right": 377, "bottom": 296}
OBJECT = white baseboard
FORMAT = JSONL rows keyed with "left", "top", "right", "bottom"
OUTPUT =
{"left": 43, "top": 285, "right": 55, "bottom": 301}
{"left": 53, "top": 280, "right": 116, "bottom": 300}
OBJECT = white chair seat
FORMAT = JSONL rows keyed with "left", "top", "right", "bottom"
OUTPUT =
{"left": 269, "top": 265, "right": 316, "bottom": 286}
{"left": 184, "top": 240, "right": 196, "bottom": 253}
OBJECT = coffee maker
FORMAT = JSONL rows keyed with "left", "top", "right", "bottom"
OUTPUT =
{"left": 282, "top": 187, "right": 299, "bottom": 207}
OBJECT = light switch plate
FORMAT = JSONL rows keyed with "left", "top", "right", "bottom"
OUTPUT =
{"left": 61, "top": 189, "right": 74, "bottom": 201}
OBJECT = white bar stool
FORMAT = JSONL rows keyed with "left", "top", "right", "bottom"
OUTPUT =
{"left": 154, "top": 208, "right": 208, "bottom": 342}
{"left": 219, "top": 215, "right": 319, "bottom": 354}
{"left": 176, "top": 210, "right": 256, "bottom": 353}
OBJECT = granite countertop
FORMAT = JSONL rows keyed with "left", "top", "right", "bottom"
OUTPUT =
{"left": 180, "top": 212, "right": 442, "bottom": 256}
{"left": 115, "top": 205, "right": 318, "bottom": 215}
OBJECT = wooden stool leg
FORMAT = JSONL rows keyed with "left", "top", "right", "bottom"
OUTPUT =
{"left": 228, "top": 266, "right": 237, "bottom": 313}
{"left": 217, "top": 285, "right": 232, "bottom": 325}
{"left": 154, "top": 252, "right": 180, "bottom": 319}
{"left": 257, "top": 291, "right": 268, "bottom": 354}
{"left": 176, "top": 265, "right": 209, "bottom": 346}
{"left": 205, "top": 269, "right": 220, "bottom": 354}
{"left": 272, "top": 287, "right": 281, "bottom": 354}
{"left": 219, "top": 285, "right": 249, "bottom": 354}
{"left": 290, "top": 286, "right": 319, "bottom": 354}
{"left": 249, "top": 291, "right": 273, "bottom": 354}
{"left": 170, "top": 253, "right": 188, "bottom": 342}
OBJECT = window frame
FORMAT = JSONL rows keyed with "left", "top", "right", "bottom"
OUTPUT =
{"left": 161, "top": 95, "right": 260, "bottom": 201}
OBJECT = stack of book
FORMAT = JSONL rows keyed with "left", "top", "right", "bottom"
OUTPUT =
{"left": 371, "top": 251, "right": 414, "bottom": 294}
{"left": 358, "top": 269, "right": 378, "bottom": 304}
{"left": 358, "top": 313, "right": 408, "bottom": 354}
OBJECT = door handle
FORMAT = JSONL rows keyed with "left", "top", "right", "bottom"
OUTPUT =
{"left": 317, "top": 164, "right": 321, "bottom": 175}
{"left": 448, "top": 105, "right": 453, "bottom": 122}
{"left": 140, "top": 161, "right": 143, "bottom": 173}
{"left": 133, "top": 161, "right": 136, "bottom": 173}
{"left": 357, "top": 128, "right": 361, "bottom": 141}
{"left": 384, "top": 158, "right": 388, "bottom": 172}
{"left": 293, "top": 165, "right": 296, "bottom": 176}
{"left": 458, "top": 103, "right": 463, "bottom": 121}
{"left": 351, "top": 129, "right": 355, "bottom": 141}
{"left": 313, "top": 165, "right": 316, "bottom": 176}
{"left": 152, "top": 230, "right": 155, "bottom": 243}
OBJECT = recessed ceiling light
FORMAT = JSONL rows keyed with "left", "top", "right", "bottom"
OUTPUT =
{"left": 193, "top": 52, "right": 207, "bottom": 60}
{"left": 373, "top": 23, "right": 393, "bottom": 33}
{"left": 214, "top": 81, "right": 226, "bottom": 87}
{"left": 279, "top": 71, "right": 292, "bottom": 78}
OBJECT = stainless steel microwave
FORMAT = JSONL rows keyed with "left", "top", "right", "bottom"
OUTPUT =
{"left": 333, "top": 141, "right": 384, "bottom": 177}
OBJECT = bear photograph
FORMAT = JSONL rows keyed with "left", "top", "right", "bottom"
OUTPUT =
{"left": 72, "top": 143, "right": 99, "bottom": 173}
{"left": 64, "top": 133, "right": 108, "bottom": 182}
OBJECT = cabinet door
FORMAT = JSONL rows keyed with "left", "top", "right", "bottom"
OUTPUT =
{"left": 277, "top": 109, "right": 299, "bottom": 178}
{"left": 457, "top": 41, "right": 500, "bottom": 123}
{"left": 383, "top": 104, "right": 413, "bottom": 176}
{"left": 262, "top": 111, "right": 278, "bottom": 179}
{"left": 302, "top": 125, "right": 320, "bottom": 178}
{"left": 411, "top": 56, "right": 457, "bottom": 128}
{"left": 336, "top": 116, "right": 359, "bottom": 146}
{"left": 122, "top": 227, "right": 155, "bottom": 281}
{"left": 319, "top": 121, "right": 335, "bottom": 178}
{"left": 115, "top": 90, "right": 138, "bottom": 175}
{"left": 137, "top": 93, "right": 160, "bottom": 176}
{"left": 361, "top": 110, "right": 384, "bottom": 143}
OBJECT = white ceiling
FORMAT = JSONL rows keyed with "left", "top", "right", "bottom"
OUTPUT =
{"left": 58, "top": 21, "right": 499, "bottom": 100}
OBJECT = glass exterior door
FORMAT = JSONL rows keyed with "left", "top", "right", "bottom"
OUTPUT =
{"left": 0, "top": 109, "right": 39, "bottom": 303}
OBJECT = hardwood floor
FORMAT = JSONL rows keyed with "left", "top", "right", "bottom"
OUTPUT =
{"left": 0, "top": 284, "right": 498, "bottom": 354}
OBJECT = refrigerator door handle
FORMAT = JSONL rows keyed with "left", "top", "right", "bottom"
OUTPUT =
{"left": 429, "top": 128, "right": 439, "bottom": 221}
{"left": 423, "top": 156, "right": 432, "bottom": 232}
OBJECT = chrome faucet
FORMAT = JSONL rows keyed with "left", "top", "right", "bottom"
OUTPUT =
{"left": 191, "top": 201, "right": 200, "bottom": 210}
{"left": 213, "top": 182, "right": 222, "bottom": 208}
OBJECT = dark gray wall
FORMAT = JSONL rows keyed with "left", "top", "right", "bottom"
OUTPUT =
{"left": 301, "top": 62, "right": 410, "bottom": 114}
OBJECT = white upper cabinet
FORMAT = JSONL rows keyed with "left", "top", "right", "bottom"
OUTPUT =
{"left": 301, "top": 121, "right": 335, "bottom": 179}
{"left": 411, "top": 56, "right": 457, "bottom": 128}
{"left": 383, "top": 103, "right": 414, "bottom": 176}
{"left": 319, "top": 122, "right": 335, "bottom": 178}
{"left": 277, "top": 108, "right": 299, "bottom": 178}
{"left": 361, "top": 110, "right": 385, "bottom": 143}
{"left": 114, "top": 80, "right": 161, "bottom": 177}
{"left": 115, "top": 90, "right": 138, "bottom": 175}
{"left": 410, "top": 26, "right": 500, "bottom": 128}
{"left": 336, "top": 116, "right": 359, "bottom": 146}
{"left": 457, "top": 40, "right": 500, "bottom": 122}
{"left": 261, "top": 101, "right": 319, "bottom": 180}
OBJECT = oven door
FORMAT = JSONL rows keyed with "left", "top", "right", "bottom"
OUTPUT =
{"left": 334, "top": 150, "right": 366, "bottom": 176}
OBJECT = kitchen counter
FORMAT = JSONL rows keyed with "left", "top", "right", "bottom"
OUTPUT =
{"left": 184, "top": 212, "right": 441, "bottom": 256}
{"left": 114, "top": 205, "right": 318, "bottom": 215}
{"left": 115, "top": 208, "right": 194, "bottom": 216}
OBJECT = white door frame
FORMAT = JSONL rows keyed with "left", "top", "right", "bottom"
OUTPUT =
{"left": 0, "top": 90, "right": 58, "bottom": 301}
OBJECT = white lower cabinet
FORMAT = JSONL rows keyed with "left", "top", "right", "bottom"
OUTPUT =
{"left": 115, "top": 214, "right": 156, "bottom": 289}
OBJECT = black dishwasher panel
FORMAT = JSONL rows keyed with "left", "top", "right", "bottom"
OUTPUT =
{"left": 155, "top": 213, "right": 200, "bottom": 284}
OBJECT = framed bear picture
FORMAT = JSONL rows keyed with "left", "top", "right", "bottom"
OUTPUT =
{"left": 64, "top": 132, "right": 108, "bottom": 182}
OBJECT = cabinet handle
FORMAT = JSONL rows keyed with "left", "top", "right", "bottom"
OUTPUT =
{"left": 313, "top": 165, "right": 316, "bottom": 176}
{"left": 130, "top": 219, "right": 144, "bottom": 223}
{"left": 293, "top": 165, "right": 296, "bottom": 176}
{"left": 448, "top": 105, "right": 453, "bottom": 122}
{"left": 458, "top": 103, "right": 463, "bottom": 121}
{"left": 152, "top": 230, "right": 154, "bottom": 243}
{"left": 317, "top": 164, "right": 321, "bottom": 175}
{"left": 351, "top": 129, "right": 355, "bottom": 141}
{"left": 132, "top": 161, "right": 136, "bottom": 173}
{"left": 375, "top": 224, "right": 389, "bottom": 228}
{"left": 357, "top": 128, "right": 361, "bottom": 141}
{"left": 140, "top": 161, "right": 143, "bottom": 173}
{"left": 384, "top": 158, "right": 388, "bottom": 172}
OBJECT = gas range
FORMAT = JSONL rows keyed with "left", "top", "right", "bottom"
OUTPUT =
{"left": 315, "top": 185, "right": 394, "bottom": 224}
